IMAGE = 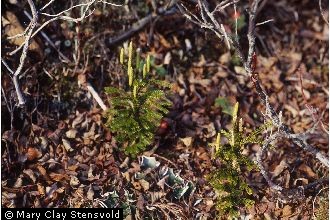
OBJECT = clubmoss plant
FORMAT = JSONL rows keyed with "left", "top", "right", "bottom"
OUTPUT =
{"left": 209, "top": 102, "right": 272, "bottom": 219}
{"left": 105, "top": 42, "right": 171, "bottom": 156}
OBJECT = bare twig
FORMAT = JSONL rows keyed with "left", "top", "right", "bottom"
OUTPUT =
{"left": 86, "top": 82, "right": 108, "bottom": 111}
{"left": 177, "top": 0, "right": 234, "bottom": 49}
{"left": 108, "top": 14, "right": 155, "bottom": 46}
{"left": 40, "top": 0, "right": 56, "bottom": 11}
{"left": 246, "top": 0, "right": 261, "bottom": 68}
{"left": 1, "top": 88, "right": 12, "bottom": 117}
{"left": 1, "top": 59, "right": 15, "bottom": 129}
{"left": 23, "top": 10, "right": 71, "bottom": 63}
{"left": 107, "top": 1, "right": 178, "bottom": 46}
{"left": 12, "top": 0, "right": 38, "bottom": 106}
{"left": 255, "top": 132, "right": 284, "bottom": 192}
{"left": 233, "top": 3, "right": 238, "bottom": 37}
{"left": 1, "top": 59, "right": 14, "bottom": 75}
{"left": 256, "top": 19, "right": 274, "bottom": 26}
{"left": 40, "top": 1, "right": 96, "bottom": 17}
{"left": 41, "top": 0, "right": 122, "bottom": 16}
{"left": 318, "top": 0, "right": 329, "bottom": 25}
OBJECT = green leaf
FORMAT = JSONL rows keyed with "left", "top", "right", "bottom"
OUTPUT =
{"left": 155, "top": 66, "right": 167, "bottom": 76}
{"left": 105, "top": 86, "right": 125, "bottom": 95}
{"left": 215, "top": 97, "right": 234, "bottom": 116}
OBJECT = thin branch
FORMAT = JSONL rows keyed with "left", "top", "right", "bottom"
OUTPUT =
{"left": 107, "top": 14, "right": 155, "bottom": 46}
{"left": 41, "top": 0, "right": 122, "bottom": 17}
{"left": 23, "top": 10, "right": 71, "bottom": 63}
{"left": 40, "top": 0, "right": 96, "bottom": 17}
{"left": 256, "top": 19, "right": 274, "bottom": 26}
{"left": 40, "top": 0, "right": 56, "bottom": 11}
{"left": 7, "top": 22, "right": 32, "bottom": 40}
{"left": 107, "top": 1, "right": 178, "bottom": 46}
{"left": 178, "top": 0, "right": 235, "bottom": 49}
{"left": 1, "top": 59, "right": 14, "bottom": 75}
{"left": 86, "top": 82, "right": 108, "bottom": 111}
{"left": 1, "top": 87, "right": 12, "bottom": 114}
{"left": 246, "top": 0, "right": 261, "bottom": 69}
{"left": 212, "top": 0, "right": 238, "bottom": 14}
{"left": 12, "top": 0, "right": 38, "bottom": 106}
{"left": 318, "top": 0, "right": 329, "bottom": 25}
{"left": 233, "top": 3, "right": 238, "bottom": 37}
{"left": 255, "top": 132, "right": 284, "bottom": 192}
{"left": 100, "top": 0, "right": 123, "bottom": 7}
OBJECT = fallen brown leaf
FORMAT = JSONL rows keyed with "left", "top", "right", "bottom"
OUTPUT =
{"left": 26, "top": 147, "right": 42, "bottom": 161}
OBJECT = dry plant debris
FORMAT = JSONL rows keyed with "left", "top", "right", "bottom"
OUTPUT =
{"left": 1, "top": 0, "right": 328, "bottom": 219}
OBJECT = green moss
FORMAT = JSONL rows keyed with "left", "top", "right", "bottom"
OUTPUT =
{"left": 209, "top": 102, "right": 272, "bottom": 218}
{"left": 105, "top": 42, "right": 171, "bottom": 157}
{"left": 315, "top": 190, "right": 329, "bottom": 220}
